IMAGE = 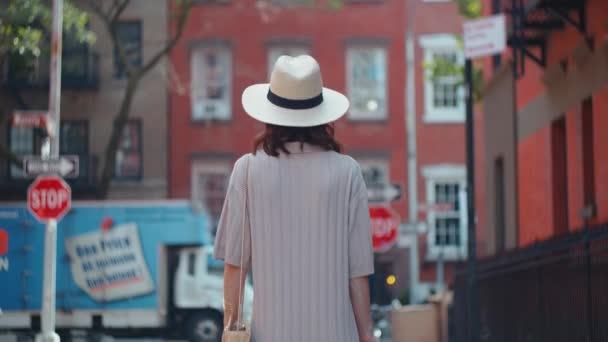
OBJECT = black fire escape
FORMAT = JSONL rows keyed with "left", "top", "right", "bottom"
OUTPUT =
{"left": 507, "top": 0, "right": 589, "bottom": 78}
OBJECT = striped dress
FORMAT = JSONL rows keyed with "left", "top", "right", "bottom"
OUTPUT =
{"left": 214, "top": 142, "right": 374, "bottom": 342}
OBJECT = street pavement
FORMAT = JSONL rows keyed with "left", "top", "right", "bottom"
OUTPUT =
{"left": 2, "top": 334, "right": 393, "bottom": 341}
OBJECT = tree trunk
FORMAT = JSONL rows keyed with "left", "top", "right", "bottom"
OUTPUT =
{"left": 96, "top": 76, "right": 139, "bottom": 198}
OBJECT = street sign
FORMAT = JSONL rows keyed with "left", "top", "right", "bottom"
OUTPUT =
{"left": 11, "top": 110, "right": 54, "bottom": 136}
{"left": 367, "top": 183, "right": 402, "bottom": 203}
{"left": 23, "top": 156, "right": 79, "bottom": 178}
{"left": 463, "top": 14, "right": 507, "bottom": 59}
{"left": 28, "top": 175, "right": 72, "bottom": 223}
{"left": 369, "top": 205, "right": 400, "bottom": 253}
{"left": 418, "top": 202, "right": 454, "bottom": 212}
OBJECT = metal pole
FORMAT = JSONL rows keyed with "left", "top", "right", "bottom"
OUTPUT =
{"left": 437, "top": 249, "right": 444, "bottom": 293}
{"left": 405, "top": 0, "right": 419, "bottom": 304}
{"left": 464, "top": 58, "right": 480, "bottom": 342}
{"left": 49, "top": 0, "right": 63, "bottom": 157}
{"left": 36, "top": 1, "right": 63, "bottom": 341}
{"left": 38, "top": 220, "right": 59, "bottom": 342}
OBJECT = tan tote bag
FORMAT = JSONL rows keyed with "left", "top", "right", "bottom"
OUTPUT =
{"left": 224, "top": 156, "right": 252, "bottom": 342}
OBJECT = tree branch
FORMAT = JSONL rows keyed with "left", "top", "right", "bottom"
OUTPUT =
{"left": 93, "top": 0, "right": 193, "bottom": 198}
{"left": 110, "top": 0, "right": 131, "bottom": 25}
{"left": 88, "top": 0, "right": 135, "bottom": 78}
{"left": 135, "top": 1, "right": 193, "bottom": 78}
{"left": 86, "top": 0, "right": 111, "bottom": 23}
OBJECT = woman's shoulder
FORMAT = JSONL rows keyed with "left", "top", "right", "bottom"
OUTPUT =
{"left": 330, "top": 152, "right": 363, "bottom": 171}
{"left": 232, "top": 153, "right": 258, "bottom": 175}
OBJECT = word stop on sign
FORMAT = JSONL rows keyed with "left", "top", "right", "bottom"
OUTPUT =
{"left": 30, "top": 189, "right": 69, "bottom": 210}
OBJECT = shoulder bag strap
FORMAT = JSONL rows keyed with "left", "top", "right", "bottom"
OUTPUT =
{"left": 237, "top": 155, "right": 250, "bottom": 328}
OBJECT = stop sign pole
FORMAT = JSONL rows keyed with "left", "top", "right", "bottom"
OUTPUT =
{"left": 35, "top": 1, "right": 63, "bottom": 342}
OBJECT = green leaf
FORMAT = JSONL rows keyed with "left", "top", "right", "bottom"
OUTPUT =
{"left": 0, "top": 0, "right": 95, "bottom": 62}
{"left": 455, "top": 0, "right": 482, "bottom": 19}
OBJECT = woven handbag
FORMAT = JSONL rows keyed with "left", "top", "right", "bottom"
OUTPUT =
{"left": 224, "top": 156, "right": 252, "bottom": 342}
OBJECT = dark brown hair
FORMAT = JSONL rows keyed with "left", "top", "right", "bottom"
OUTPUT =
{"left": 253, "top": 124, "right": 343, "bottom": 157}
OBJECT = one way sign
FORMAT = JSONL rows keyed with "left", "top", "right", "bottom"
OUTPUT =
{"left": 23, "top": 156, "right": 79, "bottom": 178}
{"left": 367, "top": 183, "right": 402, "bottom": 203}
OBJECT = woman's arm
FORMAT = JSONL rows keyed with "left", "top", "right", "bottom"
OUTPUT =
{"left": 223, "top": 263, "right": 249, "bottom": 330}
{"left": 349, "top": 276, "right": 377, "bottom": 342}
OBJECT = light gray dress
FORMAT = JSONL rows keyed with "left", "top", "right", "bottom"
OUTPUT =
{"left": 214, "top": 142, "right": 374, "bottom": 342}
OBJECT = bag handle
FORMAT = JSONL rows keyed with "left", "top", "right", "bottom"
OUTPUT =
{"left": 236, "top": 155, "right": 251, "bottom": 329}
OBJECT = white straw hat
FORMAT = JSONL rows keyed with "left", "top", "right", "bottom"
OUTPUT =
{"left": 242, "top": 55, "right": 349, "bottom": 127}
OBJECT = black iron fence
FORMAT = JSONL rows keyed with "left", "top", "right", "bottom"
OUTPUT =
{"left": 452, "top": 223, "right": 608, "bottom": 342}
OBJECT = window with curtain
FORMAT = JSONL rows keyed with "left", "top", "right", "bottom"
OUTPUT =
{"left": 191, "top": 46, "right": 232, "bottom": 121}
{"left": 114, "top": 120, "right": 142, "bottom": 179}
{"left": 346, "top": 46, "right": 388, "bottom": 120}
{"left": 114, "top": 21, "right": 143, "bottom": 78}
{"left": 191, "top": 161, "right": 231, "bottom": 239}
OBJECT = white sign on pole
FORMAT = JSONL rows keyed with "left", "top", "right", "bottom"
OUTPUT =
{"left": 24, "top": 156, "right": 79, "bottom": 178}
{"left": 367, "top": 183, "right": 402, "bottom": 203}
{"left": 463, "top": 14, "right": 507, "bottom": 59}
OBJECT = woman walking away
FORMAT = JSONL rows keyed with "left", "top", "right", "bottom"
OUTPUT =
{"left": 214, "top": 55, "right": 376, "bottom": 342}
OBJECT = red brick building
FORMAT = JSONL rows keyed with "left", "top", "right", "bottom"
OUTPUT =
{"left": 167, "top": 0, "right": 468, "bottom": 303}
{"left": 478, "top": 0, "right": 608, "bottom": 255}
{"left": 411, "top": 0, "right": 469, "bottom": 298}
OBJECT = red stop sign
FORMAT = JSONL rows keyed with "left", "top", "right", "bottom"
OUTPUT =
{"left": 28, "top": 175, "right": 71, "bottom": 222}
{"left": 369, "top": 205, "right": 400, "bottom": 253}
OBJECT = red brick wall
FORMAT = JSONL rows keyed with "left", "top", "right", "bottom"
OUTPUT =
{"left": 513, "top": 0, "right": 608, "bottom": 243}
{"left": 168, "top": 0, "right": 408, "bottom": 221}
{"left": 414, "top": 0, "right": 467, "bottom": 284}
{"left": 518, "top": 127, "right": 555, "bottom": 246}
{"left": 594, "top": 86, "right": 608, "bottom": 224}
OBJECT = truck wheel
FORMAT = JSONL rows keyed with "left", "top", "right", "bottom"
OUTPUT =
{"left": 186, "top": 311, "right": 223, "bottom": 342}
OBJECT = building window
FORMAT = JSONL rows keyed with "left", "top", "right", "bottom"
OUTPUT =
{"left": 114, "top": 21, "right": 143, "bottom": 79}
{"left": 422, "top": 164, "right": 467, "bottom": 260}
{"left": 419, "top": 34, "right": 464, "bottom": 123}
{"left": 114, "top": 120, "right": 142, "bottom": 180}
{"left": 8, "top": 127, "right": 34, "bottom": 179}
{"left": 358, "top": 158, "right": 390, "bottom": 186}
{"left": 346, "top": 46, "right": 388, "bottom": 120}
{"left": 551, "top": 118, "right": 569, "bottom": 235}
{"left": 581, "top": 97, "right": 596, "bottom": 220}
{"left": 191, "top": 46, "right": 232, "bottom": 121}
{"left": 191, "top": 160, "right": 231, "bottom": 239}
{"left": 267, "top": 45, "right": 310, "bottom": 79}
{"left": 60, "top": 120, "right": 88, "bottom": 155}
{"left": 494, "top": 157, "right": 506, "bottom": 252}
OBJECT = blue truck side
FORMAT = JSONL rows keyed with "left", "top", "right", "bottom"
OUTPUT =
{"left": 0, "top": 201, "right": 250, "bottom": 342}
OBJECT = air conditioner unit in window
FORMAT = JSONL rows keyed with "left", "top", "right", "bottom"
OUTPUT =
{"left": 205, "top": 103, "right": 217, "bottom": 116}
{"left": 193, "top": 100, "right": 229, "bottom": 121}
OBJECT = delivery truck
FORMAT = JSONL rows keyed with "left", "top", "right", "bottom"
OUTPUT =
{"left": 0, "top": 201, "right": 253, "bottom": 342}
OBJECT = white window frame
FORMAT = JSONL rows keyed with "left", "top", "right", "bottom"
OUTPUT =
{"left": 191, "top": 160, "right": 232, "bottom": 237}
{"left": 267, "top": 45, "right": 310, "bottom": 79}
{"left": 190, "top": 45, "right": 232, "bottom": 121}
{"left": 346, "top": 45, "right": 388, "bottom": 121}
{"left": 357, "top": 158, "right": 390, "bottom": 186}
{"left": 422, "top": 164, "right": 467, "bottom": 261}
{"left": 419, "top": 34, "right": 465, "bottom": 124}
